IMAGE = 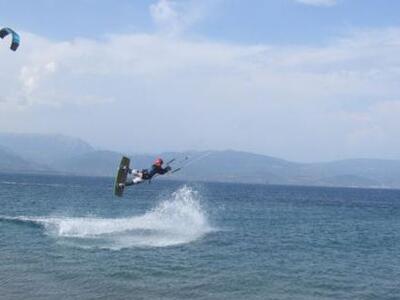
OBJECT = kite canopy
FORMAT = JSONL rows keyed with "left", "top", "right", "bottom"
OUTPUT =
{"left": 0, "top": 27, "right": 20, "bottom": 51}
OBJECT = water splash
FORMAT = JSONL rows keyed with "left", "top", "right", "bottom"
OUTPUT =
{"left": 1, "top": 186, "right": 213, "bottom": 250}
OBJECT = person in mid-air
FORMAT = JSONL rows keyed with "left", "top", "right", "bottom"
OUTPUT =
{"left": 120, "top": 158, "right": 171, "bottom": 187}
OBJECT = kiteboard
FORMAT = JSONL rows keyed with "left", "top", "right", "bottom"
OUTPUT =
{"left": 114, "top": 156, "right": 130, "bottom": 197}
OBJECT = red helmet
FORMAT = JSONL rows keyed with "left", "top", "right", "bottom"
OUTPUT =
{"left": 154, "top": 158, "right": 163, "bottom": 166}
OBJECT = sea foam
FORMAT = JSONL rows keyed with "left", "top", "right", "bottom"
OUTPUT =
{"left": 2, "top": 186, "right": 212, "bottom": 250}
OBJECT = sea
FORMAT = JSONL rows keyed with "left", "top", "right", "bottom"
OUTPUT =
{"left": 0, "top": 173, "right": 399, "bottom": 300}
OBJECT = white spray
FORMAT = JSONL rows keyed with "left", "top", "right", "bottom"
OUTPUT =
{"left": 4, "top": 186, "right": 213, "bottom": 250}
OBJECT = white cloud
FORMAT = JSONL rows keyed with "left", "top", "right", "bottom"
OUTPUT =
{"left": 295, "top": 0, "right": 337, "bottom": 7}
{"left": 150, "top": 0, "right": 181, "bottom": 35}
{"left": 149, "top": 0, "right": 214, "bottom": 36}
{"left": 1, "top": 27, "right": 400, "bottom": 161}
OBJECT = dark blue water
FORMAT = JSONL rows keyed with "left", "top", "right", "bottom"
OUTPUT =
{"left": 1, "top": 173, "right": 400, "bottom": 299}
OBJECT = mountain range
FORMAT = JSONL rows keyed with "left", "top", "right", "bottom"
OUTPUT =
{"left": 1, "top": 132, "right": 399, "bottom": 189}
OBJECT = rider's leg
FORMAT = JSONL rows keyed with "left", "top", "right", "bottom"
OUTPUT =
{"left": 120, "top": 169, "right": 143, "bottom": 187}
{"left": 132, "top": 176, "right": 144, "bottom": 184}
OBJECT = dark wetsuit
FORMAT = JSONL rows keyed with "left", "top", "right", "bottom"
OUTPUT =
{"left": 125, "top": 164, "right": 171, "bottom": 186}
{"left": 141, "top": 164, "right": 170, "bottom": 180}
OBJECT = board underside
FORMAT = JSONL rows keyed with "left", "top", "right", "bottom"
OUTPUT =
{"left": 114, "top": 156, "right": 130, "bottom": 197}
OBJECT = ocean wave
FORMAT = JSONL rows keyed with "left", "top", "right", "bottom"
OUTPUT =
{"left": 0, "top": 186, "right": 213, "bottom": 250}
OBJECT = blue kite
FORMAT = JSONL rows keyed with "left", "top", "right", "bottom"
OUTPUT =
{"left": 0, "top": 27, "right": 20, "bottom": 51}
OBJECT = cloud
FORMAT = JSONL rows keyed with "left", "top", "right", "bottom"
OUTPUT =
{"left": 149, "top": 0, "right": 214, "bottom": 36}
{"left": 150, "top": 0, "right": 181, "bottom": 35}
{"left": 1, "top": 27, "right": 400, "bottom": 161}
{"left": 0, "top": 34, "right": 115, "bottom": 108}
{"left": 295, "top": 0, "right": 337, "bottom": 7}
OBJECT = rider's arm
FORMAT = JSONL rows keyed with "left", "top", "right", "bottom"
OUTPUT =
{"left": 158, "top": 166, "right": 171, "bottom": 175}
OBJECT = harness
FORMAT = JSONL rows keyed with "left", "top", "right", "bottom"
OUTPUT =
{"left": 141, "top": 169, "right": 151, "bottom": 180}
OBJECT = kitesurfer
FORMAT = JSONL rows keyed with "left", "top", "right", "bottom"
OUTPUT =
{"left": 120, "top": 158, "right": 171, "bottom": 187}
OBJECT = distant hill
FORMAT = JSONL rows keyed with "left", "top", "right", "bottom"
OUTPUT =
{"left": 0, "top": 133, "right": 94, "bottom": 165}
{"left": 0, "top": 132, "right": 400, "bottom": 189}
{"left": 55, "top": 152, "right": 177, "bottom": 176}
{"left": 167, "top": 152, "right": 400, "bottom": 188}
{"left": 166, "top": 150, "right": 300, "bottom": 184}
{"left": 299, "top": 159, "right": 400, "bottom": 188}
{"left": 310, "top": 174, "right": 381, "bottom": 188}
{"left": 57, "top": 150, "right": 125, "bottom": 176}
{"left": 0, "top": 146, "right": 50, "bottom": 173}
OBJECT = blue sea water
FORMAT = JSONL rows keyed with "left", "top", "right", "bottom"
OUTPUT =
{"left": 1, "top": 173, "right": 400, "bottom": 300}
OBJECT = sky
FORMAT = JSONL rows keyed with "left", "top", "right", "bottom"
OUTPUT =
{"left": 1, "top": 0, "right": 400, "bottom": 162}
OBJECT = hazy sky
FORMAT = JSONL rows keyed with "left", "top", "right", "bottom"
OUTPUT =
{"left": 1, "top": 0, "right": 400, "bottom": 162}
